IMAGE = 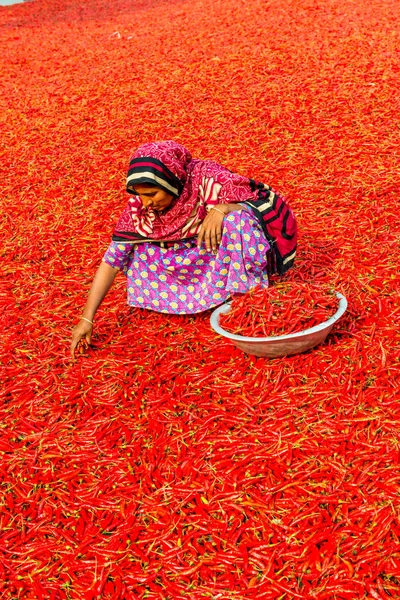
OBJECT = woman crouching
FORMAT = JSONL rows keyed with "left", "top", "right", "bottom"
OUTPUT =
{"left": 70, "top": 140, "right": 297, "bottom": 357}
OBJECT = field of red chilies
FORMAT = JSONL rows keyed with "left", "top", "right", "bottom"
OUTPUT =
{"left": 1, "top": 0, "right": 400, "bottom": 597}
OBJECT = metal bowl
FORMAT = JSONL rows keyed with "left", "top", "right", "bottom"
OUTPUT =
{"left": 210, "top": 292, "right": 348, "bottom": 358}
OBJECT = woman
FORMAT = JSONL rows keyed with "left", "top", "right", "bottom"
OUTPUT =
{"left": 70, "top": 141, "right": 297, "bottom": 357}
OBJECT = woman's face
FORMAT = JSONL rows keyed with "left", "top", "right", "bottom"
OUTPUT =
{"left": 132, "top": 184, "right": 175, "bottom": 212}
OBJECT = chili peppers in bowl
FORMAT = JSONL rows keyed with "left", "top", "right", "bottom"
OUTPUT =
{"left": 210, "top": 283, "right": 347, "bottom": 357}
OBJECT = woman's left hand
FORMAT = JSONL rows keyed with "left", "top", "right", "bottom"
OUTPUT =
{"left": 197, "top": 203, "right": 243, "bottom": 252}
{"left": 197, "top": 206, "right": 227, "bottom": 252}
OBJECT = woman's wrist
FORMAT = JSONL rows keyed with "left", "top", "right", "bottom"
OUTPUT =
{"left": 210, "top": 206, "right": 227, "bottom": 217}
{"left": 217, "top": 203, "right": 242, "bottom": 215}
{"left": 81, "top": 316, "right": 94, "bottom": 325}
{"left": 81, "top": 306, "right": 97, "bottom": 323}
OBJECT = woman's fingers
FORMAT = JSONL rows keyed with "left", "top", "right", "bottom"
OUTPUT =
{"left": 197, "top": 225, "right": 206, "bottom": 248}
{"left": 209, "top": 227, "right": 218, "bottom": 252}
{"left": 70, "top": 334, "right": 80, "bottom": 358}
{"left": 210, "top": 220, "right": 224, "bottom": 252}
{"left": 70, "top": 321, "right": 93, "bottom": 358}
{"left": 198, "top": 211, "right": 224, "bottom": 252}
{"left": 204, "top": 226, "right": 214, "bottom": 252}
{"left": 216, "top": 223, "right": 222, "bottom": 243}
{"left": 70, "top": 332, "right": 85, "bottom": 358}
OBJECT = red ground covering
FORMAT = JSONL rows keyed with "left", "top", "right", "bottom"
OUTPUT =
{"left": 1, "top": 0, "right": 400, "bottom": 597}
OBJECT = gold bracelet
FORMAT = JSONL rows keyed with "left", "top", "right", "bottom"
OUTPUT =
{"left": 81, "top": 317, "right": 94, "bottom": 325}
{"left": 210, "top": 206, "right": 226, "bottom": 217}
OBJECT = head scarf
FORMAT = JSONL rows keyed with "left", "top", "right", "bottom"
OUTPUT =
{"left": 126, "top": 145, "right": 186, "bottom": 197}
{"left": 112, "top": 140, "right": 298, "bottom": 274}
{"left": 113, "top": 140, "right": 260, "bottom": 241}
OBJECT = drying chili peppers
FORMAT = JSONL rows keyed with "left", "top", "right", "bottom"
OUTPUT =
{"left": 1, "top": 0, "right": 400, "bottom": 598}
{"left": 220, "top": 283, "right": 339, "bottom": 337}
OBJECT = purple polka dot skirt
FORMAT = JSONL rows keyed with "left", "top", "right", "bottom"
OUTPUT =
{"left": 103, "top": 209, "right": 270, "bottom": 314}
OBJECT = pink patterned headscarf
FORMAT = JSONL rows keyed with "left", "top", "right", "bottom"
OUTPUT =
{"left": 113, "top": 140, "right": 258, "bottom": 241}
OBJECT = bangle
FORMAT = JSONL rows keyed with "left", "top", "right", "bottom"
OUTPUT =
{"left": 210, "top": 206, "right": 226, "bottom": 217}
{"left": 81, "top": 317, "right": 94, "bottom": 325}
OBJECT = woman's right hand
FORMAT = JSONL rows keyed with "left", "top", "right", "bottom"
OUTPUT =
{"left": 70, "top": 319, "right": 93, "bottom": 358}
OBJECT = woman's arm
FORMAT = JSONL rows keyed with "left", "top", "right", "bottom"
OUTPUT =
{"left": 197, "top": 203, "right": 243, "bottom": 252}
{"left": 70, "top": 261, "right": 119, "bottom": 357}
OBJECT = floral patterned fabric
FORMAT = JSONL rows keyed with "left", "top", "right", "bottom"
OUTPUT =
{"left": 103, "top": 210, "right": 270, "bottom": 314}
